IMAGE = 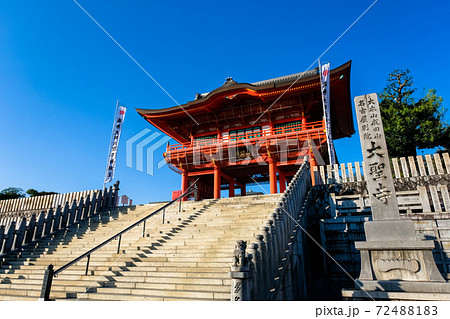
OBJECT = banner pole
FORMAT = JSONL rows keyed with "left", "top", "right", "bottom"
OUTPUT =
{"left": 319, "top": 61, "right": 335, "bottom": 165}
{"left": 103, "top": 99, "right": 120, "bottom": 190}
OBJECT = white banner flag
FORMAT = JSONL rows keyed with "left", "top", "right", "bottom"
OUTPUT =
{"left": 320, "top": 62, "right": 336, "bottom": 165}
{"left": 104, "top": 105, "right": 127, "bottom": 184}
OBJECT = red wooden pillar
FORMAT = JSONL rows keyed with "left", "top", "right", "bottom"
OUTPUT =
{"left": 181, "top": 170, "right": 189, "bottom": 201}
{"left": 214, "top": 166, "right": 221, "bottom": 199}
{"left": 308, "top": 146, "right": 316, "bottom": 186}
{"left": 240, "top": 185, "right": 246, "bottom": 196}
{"left": 269, "top": 157, "right": 278, "bottom": 194}
{"left": 301, "top": 109, "right": 307, "bottom": 130}
{"left": 278, "top": 171, "right": 286, "bottom": 193}
{"left": 229, "top": 179, "right": 235, "bottom": 198}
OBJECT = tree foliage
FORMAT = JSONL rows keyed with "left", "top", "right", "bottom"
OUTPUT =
{"left": 0, "top": 187, "right": 58, "bottom": 200}
{"left": 26, "top": 189, "right": 58, "bottom": 197}
{"left": 0, "top": 187, "right": 25, "bottom": 200}
{"left": 379, "top": 69, "right": 450, "bottom": 157}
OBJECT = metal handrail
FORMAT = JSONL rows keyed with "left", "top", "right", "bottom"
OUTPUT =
{"left": 39, "top": 182, "right": 198, "bottom": 300}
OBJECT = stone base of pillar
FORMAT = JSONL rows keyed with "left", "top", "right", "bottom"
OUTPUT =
{"left": 229, "top": 266, "right": 251, "bottom": 301}
{"left": 355, "top": 220, "right": 445, "bottom": 283}
{"left": 343, "top": 280, "right": 450, "bottom": 300}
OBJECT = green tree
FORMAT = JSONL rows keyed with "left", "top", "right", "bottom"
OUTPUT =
{"left": 26, "top": 189, "right": 58, "bottom": 197}
{"left": 379, "top": 69, "right": 450, "bottom": 157}
{"left": 0, "top": 187, "right": 25, "bottom": 200}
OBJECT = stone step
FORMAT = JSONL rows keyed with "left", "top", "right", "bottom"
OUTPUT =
{"left": 107, "top": 276, "right": 231, "bottom": 286}
{"left": 89, "top": 286, "right": 229, "bottom": 300}
{"left": 0, "top": 281, "right": 104, "bottom": 291}
{"left": 119, "top": 251, "right": 233, "bottom": 258}
{"left": 0, "top": 278, "right": 106, "bottom": 287}
{"left": 0, "top": 268, "right": 116, "bottom": 276}
{"left": 132, "top": 247, "right": 236, "bottom": 254}
{"left": 0, "top": 295, "right": 39, "bottom": 301}
{"left": 0, "top": 192, "right": 282, "bottom": 301}
{"left": 0, "top": 287, "right": 89, "bottom": 299}
{"left": 68, "top": 292, "right": 225, "bottom": 301}
{"left": 111, "top": 271, "right": 228, "bottom": 279}
{"left": 99, "top": 282, "right": 230, "bottom": 292}
{"left": 5, "top": 260, "right": 232, "bottom": 268}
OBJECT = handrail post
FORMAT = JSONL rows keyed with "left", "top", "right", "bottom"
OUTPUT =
{"left": 178, "top": 198, "right": 181, "bottom": 212}
{"left": 142, "top": 220, "right": 146, "bottom": 237}
{"left": 162, "top": 209, "right": 166, "bottom": 224}
{"left": 85, "top": 254, "right": 91, "bottom": 275}
{"left": 39, "top": 264, "right": 54, "bottom": 301}
{"left": 117, "top": 235, "right": 122, "bottom": 254}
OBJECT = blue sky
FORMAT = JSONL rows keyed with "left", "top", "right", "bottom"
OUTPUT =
{"left": 1, "top": 0, "right": 449, "bottom": 204}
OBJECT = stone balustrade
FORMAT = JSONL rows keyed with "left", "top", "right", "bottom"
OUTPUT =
{"left": 229, "top": 163, "right": 312, "bottom": 300}
{"left": 0, "top": 182, "right": 120, "bottom": 257}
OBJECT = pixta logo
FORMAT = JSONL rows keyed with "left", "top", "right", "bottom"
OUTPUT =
{"left": 126, "top": 129, "right": 171, "bottom": 176}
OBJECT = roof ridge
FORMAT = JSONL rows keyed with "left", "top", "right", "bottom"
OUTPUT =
{"left": 250, "top": 68, "right": 319, "bottom": 86}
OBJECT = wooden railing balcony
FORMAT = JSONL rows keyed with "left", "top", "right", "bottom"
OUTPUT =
{"left": 167, "top": 120, "right": 326, "bottom": 152}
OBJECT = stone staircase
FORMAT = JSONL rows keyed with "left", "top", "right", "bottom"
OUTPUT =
{"left": 0, "top": 194, "right": 282, "bottom": 301}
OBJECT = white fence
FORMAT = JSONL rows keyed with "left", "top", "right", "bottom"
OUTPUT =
{"left": 313, "top": 153, "right": 450, "bottom": 184}
{"left": 0, "top": 182, "right": 120, "bottom": 257}
{"left": 0, "top": 190, "right": 100, "bottom": 214}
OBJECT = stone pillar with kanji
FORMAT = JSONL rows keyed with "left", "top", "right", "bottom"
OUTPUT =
{"left": 352, "top": 93, "right": 446, "bottom": 296}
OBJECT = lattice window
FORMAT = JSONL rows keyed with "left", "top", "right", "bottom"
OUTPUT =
{"left": 193, "top": 134, "right": 217, "bottom": 145}
{"left": 274, "top": 120, "right": 302, "bottom": 134}
{"left": 229, "top": 126, "right": 262, "bottom": 141}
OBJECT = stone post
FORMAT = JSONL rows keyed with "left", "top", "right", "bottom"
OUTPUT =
{"left": 60, "top": 202, "right": 70, "bottom": 229}
{"left": 101, "top": 187, "right": 108, "bottom": 210}
{"left": 43, "top": 208, "right": 53, "bottom": 236}
{"left": 267, "top": 219, "right": 279, "bottom": 277}
{"left": 256, "top": 234, "right": 269, "bottom": 299}
{"left": 271, "top": 213, "right": 281, "bottom": 264}
{"left": 68, "top": 200, "right": 77, "bottom": 226}
{"left": 107, "top": 185, "right": 114, "bottom": 208}
{"left": 3, "top": 221, "right": 16, "bottom": 254}
{"left": 24, "top": 214, "right": 36, "bottom": 245}
{"left": 249, "top": 242, "right": 263, "bottom": 300}
{"left": 275, "top": 207, "right": 286, "bottom": 255}
{"left": 281, "top": 196, "right": 291, "bottom": 233}
{"left": 248, "top": 254, "right": 258, "bottom": 300}
{"left": 261, "top": 225, "right": 273, "bottom": 285}
{"left": 89, "top": 193, "right": 97, "bottom": 217}
{"left": 352, "top": 94, "right": 446, "bottom": 296}
{"left": 95, "top": 190, "right": 102, "bottom": 214}
{"left": 13, "top": 217, "right": 27, "bottom": 251}
{"left": 75, "top": 198, "right": 84, "bottom": 223}
{"left": 112, "top": 181, "right": 120, "bottom": 207}
{"left": 34, "top": 212, "right": 45, "bottom": 241}
{"left": 0, "top": 225, "right": 5, "bottom": 255}
{"left": 284, "top": 256, "right": 294, "bottom": 300}
{"left": 82, "top": 195, "right": 91, "bottom": 220}
{"left": 52, "top": 206, "right": 62, "bottom": 233}
{"left": 229, "top": 240, "right": 251, "bottom": 301}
